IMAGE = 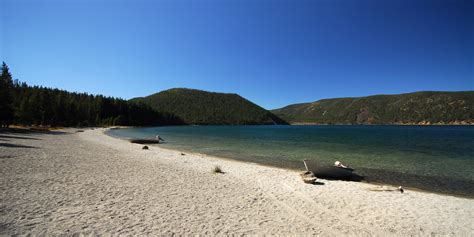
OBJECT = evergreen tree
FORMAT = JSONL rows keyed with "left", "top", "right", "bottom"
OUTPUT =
{"left": 1, "top": 63, "right": 175, "bottom": 127}
{"left": 0, "top": 62, "right": 14, "bottom": 127}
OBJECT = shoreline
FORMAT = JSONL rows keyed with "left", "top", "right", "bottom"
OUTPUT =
{"left": 137, "top": 145, "right": 474, "bottom": 200}
{"left": 138, "top": 145, "right": 473, "bottom": 199}
{"left": 1, "top": 128, "right": 473, "bottom": 235}
{"left": 105, "top": 127, "right": 474, "bottom": 199}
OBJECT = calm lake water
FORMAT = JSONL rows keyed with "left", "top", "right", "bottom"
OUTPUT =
{"left": 107, "top": 125, "right": 474, "bottom": 197}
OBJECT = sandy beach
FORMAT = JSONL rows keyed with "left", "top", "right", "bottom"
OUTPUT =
{"left": 1, "top": 128, "right": 473, "bottom": 235}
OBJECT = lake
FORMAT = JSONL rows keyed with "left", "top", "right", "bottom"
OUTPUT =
{"left": 107, "top": 125, "right": 474, "bottom": 197}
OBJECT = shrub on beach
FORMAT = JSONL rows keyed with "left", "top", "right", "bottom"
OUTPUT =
{"left": 212, "top": 165, "right": 223, "bottom": 174}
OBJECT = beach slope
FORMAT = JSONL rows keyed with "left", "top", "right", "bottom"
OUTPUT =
{"left": 1, "top": 129, "right": 473, "bottom": 235}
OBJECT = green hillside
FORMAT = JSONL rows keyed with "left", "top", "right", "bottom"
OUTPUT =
{"left": 272, "top": 91, "right": 474, "bottom": 125}
{"left": 131, "top": 88, "right": 287, "bottom": 125}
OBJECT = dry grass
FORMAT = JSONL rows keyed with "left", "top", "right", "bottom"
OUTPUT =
{"left": 212, "top": 165, "right": 223, "bottom": 174}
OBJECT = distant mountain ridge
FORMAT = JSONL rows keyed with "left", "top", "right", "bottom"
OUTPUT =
{"left": 131, "top": 88, "right": 287, "bottom": 125}
{"left": 272, "top": 91, "right": 474, "bottom": 125}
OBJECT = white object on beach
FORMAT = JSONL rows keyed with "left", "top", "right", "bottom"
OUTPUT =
{"left": 334, "top": 160, "right": 348, "bottom": 168}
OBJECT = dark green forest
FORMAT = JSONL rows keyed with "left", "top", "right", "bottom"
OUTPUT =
{"left": 0, "top": 62, "right": 284, "bottom": 127}
{"left": 131, "top": 88, "right": 287, "bottom": 125}
{"left": 0, "top": 62, "right": 181, "bottom": 127}
{"left": 2, "top": 61, "right": 472, "bottom": 127}
{"left": 272, "top": 91, "right": 474, "bottom": 125}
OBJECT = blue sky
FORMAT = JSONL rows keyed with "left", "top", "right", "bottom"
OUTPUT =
{"left": 1, "top": 0, "right": 473, "bottom": 109}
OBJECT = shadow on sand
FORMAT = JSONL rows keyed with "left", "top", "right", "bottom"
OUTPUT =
{"left": 0, "top": 143, "right": 38, "bottom": 149}
{"left": 0, "top": 128, "right": 67, "bottom": 135}
{"left": 0, "top": 134, "right": 41, "bottom": 140}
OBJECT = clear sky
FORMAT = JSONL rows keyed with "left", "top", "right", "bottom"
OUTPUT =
{"left": 1, "top": 0, "right": 473, "bottom": 109}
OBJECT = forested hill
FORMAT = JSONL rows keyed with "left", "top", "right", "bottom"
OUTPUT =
{"left": 0, "top": 62, "right": 181, "bottom": 127}
{"left": 272, "top": 91, "right": 474, "bottom": 125}
{"left": 0, "top": 62, "right": 284, "bottom": 127}
{"left": 131, "top": 88, "right": 287, "bottom": 125}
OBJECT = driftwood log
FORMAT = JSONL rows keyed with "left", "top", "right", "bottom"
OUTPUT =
{"left": 300, "top": 171, "right": 318, "bottom": 184}
{"left": 130, "top": 139, "right": 160, "bottom": 144}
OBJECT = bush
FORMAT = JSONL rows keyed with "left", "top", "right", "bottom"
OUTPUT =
{"left": 212, "top": 165, "right": 223, "bottom": 174}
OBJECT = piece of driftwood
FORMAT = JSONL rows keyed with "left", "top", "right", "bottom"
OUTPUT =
{"left": 300, "top": 171, "right": 318, "bottom": 184}
{"left": 303, "top": 159, "right": 354, "bottom": 179}
{"left": 368, "top": 186, "right": 404, "bottom": 193}
{"left": 303, "top": 177, "right": 318, "bottom": 184}
{"left": 130, "top": 139, "right": 160, "bottom": 144}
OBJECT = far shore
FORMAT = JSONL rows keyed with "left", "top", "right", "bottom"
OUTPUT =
{"left": 289, "top": 122, "right": 474, "bottom": 125}
{"left": 2, "top": 122, "right": 472, "bottom": 133}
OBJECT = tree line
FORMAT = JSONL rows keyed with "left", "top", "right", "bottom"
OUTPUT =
{"left": 272, "top": 91, "right": 474, "bottom": 125}
{"left": 0, "top": 62, "right": 182, "bottom": 128}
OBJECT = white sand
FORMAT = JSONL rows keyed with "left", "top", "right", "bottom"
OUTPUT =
{"left": 1, "top": 128, "right": 473, "bottom": 235}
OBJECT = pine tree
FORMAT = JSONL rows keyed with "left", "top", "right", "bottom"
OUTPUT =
{"left": 0, "top": 62, "right": 14, "bottom": 127}
{"left": 1, "top": 63, "right": 179, "bottom": 127}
